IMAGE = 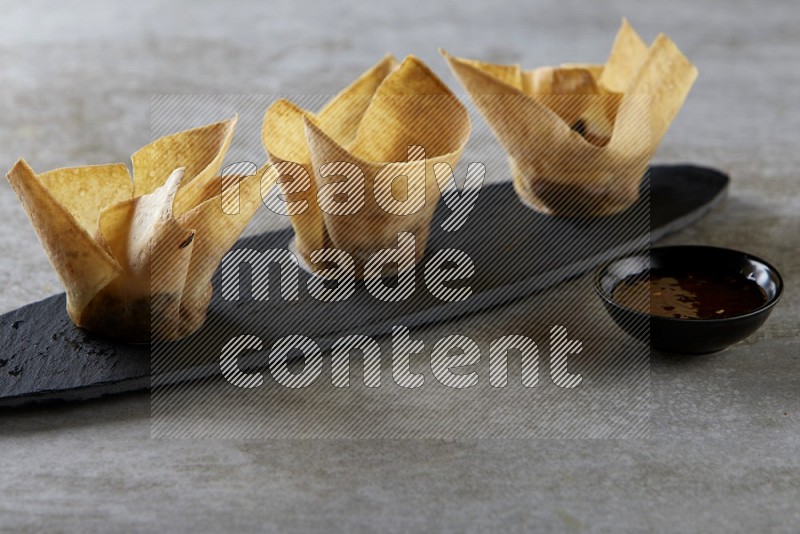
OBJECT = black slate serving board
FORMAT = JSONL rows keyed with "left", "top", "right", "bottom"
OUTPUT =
{"left": 0, "top": 165, "right": 728, "bottom": 406}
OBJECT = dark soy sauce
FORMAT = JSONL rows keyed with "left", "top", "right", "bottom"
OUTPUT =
{"left": 613, "top": 270, "right": 768, "bottom": 320}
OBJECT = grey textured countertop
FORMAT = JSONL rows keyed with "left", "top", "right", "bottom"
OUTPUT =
{"left": 1, "top": 0, "right": 798, "bottom": 531}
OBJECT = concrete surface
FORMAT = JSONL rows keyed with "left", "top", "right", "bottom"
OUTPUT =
{"left": 1, "top": 0, "right": 798, "bottom": 531}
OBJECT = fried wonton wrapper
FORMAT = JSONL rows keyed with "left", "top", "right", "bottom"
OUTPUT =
{"left": 443, "top": 19, "right": 698, "bottom": 216}
{"left": 262, "top": 55, "right": 470, "bottom": 275}
{"left": 7, "top": 117, "right": 271, "bottom": 342}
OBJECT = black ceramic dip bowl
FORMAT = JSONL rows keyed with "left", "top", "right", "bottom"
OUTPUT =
{"left": 595, "top": 246, "right": 783, "bottom": 354}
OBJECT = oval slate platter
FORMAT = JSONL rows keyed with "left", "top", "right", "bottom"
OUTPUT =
{"left": 0, "top": 164, "right": 728, "bottom": 406}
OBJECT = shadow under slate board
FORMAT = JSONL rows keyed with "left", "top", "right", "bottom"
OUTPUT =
{"left": 0, "top": 164, "right": 728, "bottom": 407}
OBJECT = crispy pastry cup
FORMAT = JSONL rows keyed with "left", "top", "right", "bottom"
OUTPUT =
{"left": 262, "top": 55, "right": 471, "bottom": 276}
{"left": 442, "top": 19, "right": 698, "bottom": 216}
{"left": 7, "top": 117, "right": 271, "bottom": 342}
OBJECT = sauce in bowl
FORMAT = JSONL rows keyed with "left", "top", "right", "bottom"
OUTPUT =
{"left": 612, "top": 271, "right": 768, "bottom": 320}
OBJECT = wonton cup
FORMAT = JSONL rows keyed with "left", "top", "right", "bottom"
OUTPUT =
{"left": 6, "top": 117, "right": 268, "bottom": 342}
{"left": 262, "top": 55, "right": 471, "bottom": 276}
{"left": 443, "top": 19, "right": 698, "bottom": 216}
